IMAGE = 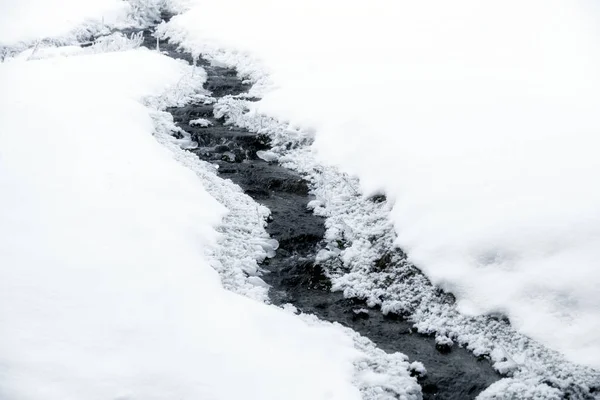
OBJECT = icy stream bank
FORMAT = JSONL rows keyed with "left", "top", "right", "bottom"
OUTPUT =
{"left": 146, "top": 27, "right": 500, "bottom": 399}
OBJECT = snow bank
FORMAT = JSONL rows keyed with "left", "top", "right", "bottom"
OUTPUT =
{"left": 0, "top": 47, "right": 368, "bottom": 400}
{"left": 0, "top": 0, "right": 127, "bottom": 45}
{"left": 161, "top": 0, "right": 600, "bottom": 368}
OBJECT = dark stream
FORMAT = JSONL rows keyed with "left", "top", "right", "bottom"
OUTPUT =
{"left": 128, "top": 25, "right": 502, "bottom": 399}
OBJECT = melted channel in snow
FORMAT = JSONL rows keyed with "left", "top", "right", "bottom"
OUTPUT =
{"left": 159, "top": 0, "right": 600, "bottom": 370}
{"left": 0, "top": 35, "right": 419, "bottom": 399}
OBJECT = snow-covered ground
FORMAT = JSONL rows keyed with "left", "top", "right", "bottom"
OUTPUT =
{"left": 206, "top": 77, "right": 600, "bottom": 400}
{"left": 0, "top": 0, "right": 124, "bottom": 44}
{"left": 3, "top": 0, "right": 600, "bottom": 398}
{"left": 0, "top": 2, "right": 422, "bottom": 399}
{"left": 159, "top": 0, "right": 600, "bottom": 370}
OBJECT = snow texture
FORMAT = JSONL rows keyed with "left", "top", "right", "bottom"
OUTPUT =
{"left": 0, "top": 0, "right": 167, "bottom": 60}
{"left": 205, "top": 87, "right": 600, "bottom": 400}
{"left": 159, "top": 0, "right": 600, "bottom": 369}
{"left": 256, "top": 150, "right": 279, "bottom": 163}
{"left": 163, "top": 0, "right": 600, "bottom": 367}
{"left": 0, "top": 5, "right": 423, "bottom": 399}
{"left": 157, "top": 1, "right": 600, "bottom": 396}
{"left": 0, "top": 0, "right": 126, "bottom": 45}
{"left": 189, "top": 117, "right": 212, "bottom": 127}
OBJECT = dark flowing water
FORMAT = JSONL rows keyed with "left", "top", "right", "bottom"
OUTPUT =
{"left": 115, "top": 24, "right": 502, "bottom": 399}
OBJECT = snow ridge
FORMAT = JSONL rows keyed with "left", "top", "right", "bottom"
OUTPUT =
{"left": 0, "top": 0, "right": 166, "bottom": 62}
{"left": 151, "top": 108, "right": 275, "bottom": 301}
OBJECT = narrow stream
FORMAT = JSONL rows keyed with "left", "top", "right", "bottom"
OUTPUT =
{"left": 86, "top": 17, "right": 506, "bottom": 397}
{"left": 128, "top": 30, "right": 503, "bottom": 399}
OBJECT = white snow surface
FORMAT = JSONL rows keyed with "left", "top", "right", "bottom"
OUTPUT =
{"left": 160, "top": 0, "right": 600, "bottom": 369}
{"left": 204, "top": 88, "right": 600, "bottom": 399}
{"left": 189, "top": 117, "right": 212, "bottom": 127}
{"left": 0, "top": 0, "right": 126, "bottom": 45}
{"left": 0, "top": 39, "right": 422, "bottom": 399}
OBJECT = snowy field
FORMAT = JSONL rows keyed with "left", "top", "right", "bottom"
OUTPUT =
{"left": 0, "top": 2, "right": 421, "bottom": 399}
{"left": 2, "top": 0, "right": 600, "bottom": 399}
{"left": 160, "top": 0, "right": 600, "bottom": 369}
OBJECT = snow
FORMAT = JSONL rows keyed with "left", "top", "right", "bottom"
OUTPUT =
{"left": 0, "top": 0, "right": 127, "bottom": 45}
{"left": 256, "top": 150, "right": 279, "bottom": 163}
{"left": 0, "top": 35, "right": 422, "bottom": 400}
{"left": 159, "top": 0, "right": 600, "bottom": 371}
{"left": 189, "top": 117, "right": 212, "bottom": 127}
{"left": 478, "top": 378, "right": 562, "bottom": 400}
{"left": 182, "top": 77, "right": 600, "bottom": 400}
{"left": 435, "top": 336, "right": 454, "bottom": 348}
{"left": 408, "top": 362, "right": 427, "bottom": 378}
{"left": 5, "top": 0, "right": 599, "bottom": 397}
